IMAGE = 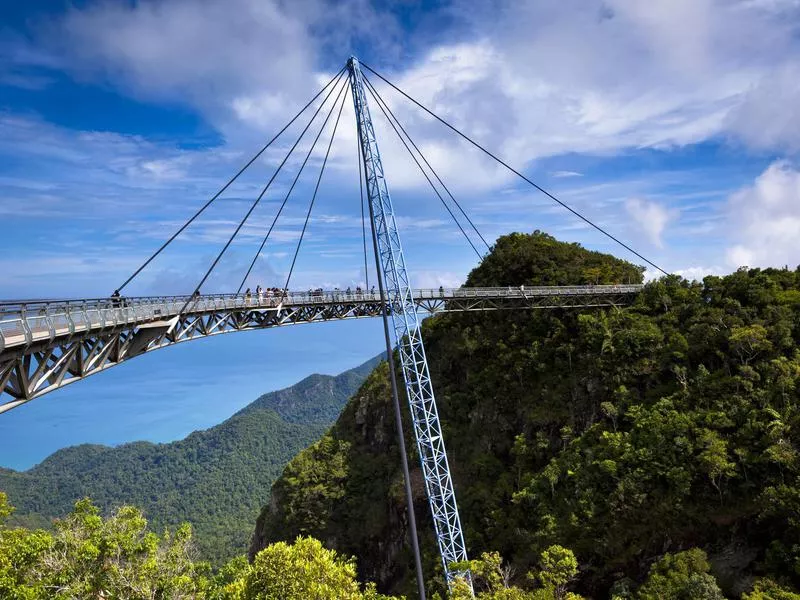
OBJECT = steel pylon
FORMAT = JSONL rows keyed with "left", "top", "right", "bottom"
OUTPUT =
{"left": 347, "top": 56, "right": 471, "bottom": 589}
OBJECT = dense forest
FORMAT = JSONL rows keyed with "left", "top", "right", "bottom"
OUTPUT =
{"left": 1, "top": 492, "right": 601, "bottom": 599}
{"left": 0, "top": 493, "right": 400, "bottom": 599}
{"left": 0, "top": 354, "right": 381, "bottom": 564}
{"left": 253, "top": 231, "right": 800, "bottom": 599}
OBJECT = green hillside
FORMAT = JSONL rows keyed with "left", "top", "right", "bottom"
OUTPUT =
{"left": 0, "top": 353, "right": 382, "bottom": 565}
{"left": 252, "top": 231, "right": 800, "bottom": 598}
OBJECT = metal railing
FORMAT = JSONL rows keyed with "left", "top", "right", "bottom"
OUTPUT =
{"left": 0, "top": 285, "right": 642, "bottom": 354}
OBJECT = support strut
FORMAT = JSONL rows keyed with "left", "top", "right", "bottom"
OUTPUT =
{"left": 347, "top": 56, "right": 472, "bottom": 592}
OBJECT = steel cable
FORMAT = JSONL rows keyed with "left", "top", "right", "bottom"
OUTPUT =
{"left": 236, "top": 77, "right": 351, "bottom": 294}
{"left": 185, "top": 73, "right": 349, "bottom": 311}
{"left": 363, "top": 78, "right": 484, "bottom": 260}
{"left": 361, "top": 62, "right": 669, "bottom": 276}
{"left": 363, "top": 73, "right": 491, "bottom": 253}
{"left": 282, "top": 81, "right": 349, "bottom": 295}
{"left": 115, "top": 67, "right": 346, "bottom": 293}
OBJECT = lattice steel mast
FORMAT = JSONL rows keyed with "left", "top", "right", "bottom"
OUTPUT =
{"left": 347, "top": 57, "right": 470, "bottom": 586}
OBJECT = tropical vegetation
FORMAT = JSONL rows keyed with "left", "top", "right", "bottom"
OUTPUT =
{"left": 253, "top": 231, "right": 800, "bottom": 598}
{"left": 0, "top": 492, "right": 397, "bottom": 599}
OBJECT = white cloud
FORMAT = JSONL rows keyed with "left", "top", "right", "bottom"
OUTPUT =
{"left": 5, "top": 0, "right": 795, "bottom": 198}
{"left": 726, "top": 63, "right": 800, "bottom": 152}
{"left": 38, "top": 0, "right": 402, "bottom": 141}
{"left": 371, "top": 0, "right": 800, "bottom": 167}
{"left": 552, "top": 171, "right": 583, "bottom": 178}
{"left": 55, "top": 0, "right": 314, "bottom": 110}
{"left": 625, "top": 197, "right": 676, "bottom": 248}
{"left": 412, "top": 270, "right": 465, "bottom": 289}
{"left": 726, "top": 161, "right": 800, "bottom": 269}
{"left": 134, "top": 158, "right": 191, "bottom": 181}
{"left": 674, "top": 266, "right": 725, "bottom": 281}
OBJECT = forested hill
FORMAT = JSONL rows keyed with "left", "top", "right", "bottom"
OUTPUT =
{"left": 0, "top": 353, "right": 383, "bottom": 565}
{"left": 253, "top": 231, "right": 800, "bottom": 599}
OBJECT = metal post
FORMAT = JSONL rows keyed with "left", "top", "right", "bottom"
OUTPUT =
{"left": 374, "top": 226, "right": 428, "bottom": 600}
{"left": 347, "top": 56, "right": 472, "bottom": 592}
{"left": 359, "top": 126, "right": 427, "bottom": 600}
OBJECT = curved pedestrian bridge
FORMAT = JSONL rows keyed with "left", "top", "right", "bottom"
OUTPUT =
{"left": 0, "top": 284, "right": 642, "bottom": 413}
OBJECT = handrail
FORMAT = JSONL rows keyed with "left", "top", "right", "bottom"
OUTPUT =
{"left": 0, "top": 285, "right": 643, "bottom": 314}
{"left": 0, "top": 285, "right": 643, "bottom": 354}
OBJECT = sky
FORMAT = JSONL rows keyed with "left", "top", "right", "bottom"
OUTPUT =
{"left": 1, "top": 0, "right": 799, "bottom": 469}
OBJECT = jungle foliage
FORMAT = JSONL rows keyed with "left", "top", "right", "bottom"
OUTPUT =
{"left": 0, "top": 493, "right": 397, "bottom": 599}
{"left": 253, "top": 231, "right": 800, "bottom": 598}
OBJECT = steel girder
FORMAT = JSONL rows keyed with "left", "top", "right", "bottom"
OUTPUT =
{"left": 0, "top": 285, "right": 641, "bottom": 414}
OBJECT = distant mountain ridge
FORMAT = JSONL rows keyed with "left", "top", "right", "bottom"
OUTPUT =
{"left": 0, "top": 352, "right": 384, "bottom": 564}
{"left": 238, "top": 356, "right": 382, "bottom": 424}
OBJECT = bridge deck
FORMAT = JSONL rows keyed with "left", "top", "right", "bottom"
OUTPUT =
{"left": 0, "top": 285, "right": 641, "bottom": 353}
{"left": 0, "top": 285, "right": 642, "bottom": 413}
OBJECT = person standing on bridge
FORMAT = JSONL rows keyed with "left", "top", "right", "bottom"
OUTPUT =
{"left": 256, "top": 285, "right": 263, "bottom": 304}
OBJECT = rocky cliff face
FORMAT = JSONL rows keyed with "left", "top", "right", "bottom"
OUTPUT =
{"left": 249, "top": 361, "right": 427, "bottom": 592}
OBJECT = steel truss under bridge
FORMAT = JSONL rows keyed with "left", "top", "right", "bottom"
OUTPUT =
{"left": 0, "top": 285, "right": 640, "bottom": 415}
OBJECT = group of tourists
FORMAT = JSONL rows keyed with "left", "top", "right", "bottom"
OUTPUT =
{"left": 168, "top": 284, "right": 388, "bottom": 307}
{"left": 243, "top": 286, "right": 286, "bottom": 304}
{"left": 308, "top": 286, "right": 376, "bottom": 298}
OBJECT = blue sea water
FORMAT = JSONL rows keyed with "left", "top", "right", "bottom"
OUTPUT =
{"left": 0, "top": 319, "right": 384, "bottom": 471}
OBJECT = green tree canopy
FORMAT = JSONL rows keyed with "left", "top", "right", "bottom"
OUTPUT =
{"left": 244, "top": 536, "right": 399, "bottom": 600}
{"left": 636, "top": 549, "right": 724, "bottom": 600}
{"left": 1, "top": 497, "right": 395, "bottom": 600}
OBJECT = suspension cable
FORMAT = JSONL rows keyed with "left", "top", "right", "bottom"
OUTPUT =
{"left": 237, "top": 77, "right": 350, "bottom": 293}
{"left": 361, "top": 62, "right": 670, "bottom": 276}
{"left": 115, "top": 67, "right": 346, "bottom": 293}
{"left": 363, "top": 79, "right": 484, "bottom": 260}
{"left": 357, "top": 132, "right": 370, "bottom": 290}
{"left": 282, "top": 81, "right": 348, "bottom": 295}
{"left": 180, "top": 75, "right": 348, "bottom": 313}
{"left": 363, "top": 74, "right": 491, "bottom": 252}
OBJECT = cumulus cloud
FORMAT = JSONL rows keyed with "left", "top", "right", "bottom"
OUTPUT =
{"left": 625, "top": 197, "right": 676, "bottom": 248}
{"left": 674, "top": 266, "right": 726, "bottom": 281}
{"left": 55, "top": 0, "right": 314, "bottom": 108}
{"left": 38, "top": 0, "right": 404, "bottom": 134}
{"left": 377, "top": 0, "right": 800, "bottom": 164}
{"left": 726, "top": 62, "right": 800, "bottom": 152}
{"left": 20, "top": 0, "right": 797, "bottom": 161}
{"left": 726, "top": 161, "right": 800, "bottom": 269}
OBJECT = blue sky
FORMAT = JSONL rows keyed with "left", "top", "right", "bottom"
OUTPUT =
{"left": 1, "top": 0, "right": 799, "bottom": 469}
